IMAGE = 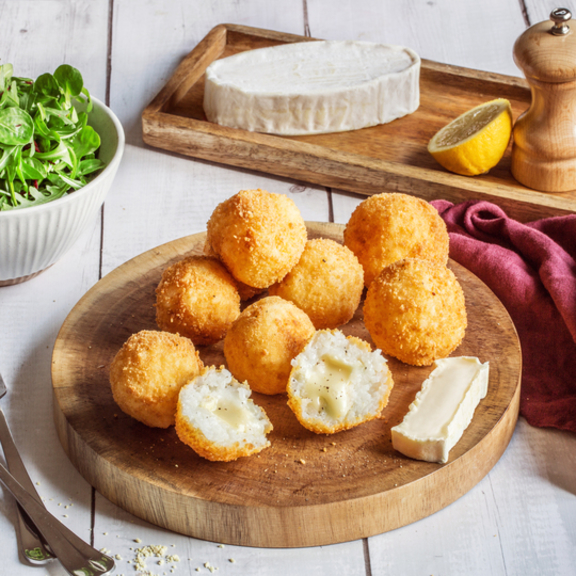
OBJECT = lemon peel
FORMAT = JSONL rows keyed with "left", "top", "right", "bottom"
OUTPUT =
{"left": 428, "top": 99, "right": 513, "bottom": 176}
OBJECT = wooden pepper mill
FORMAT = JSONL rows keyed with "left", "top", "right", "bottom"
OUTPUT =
{"left": 512, "top": 7, "right": 576, "bottom": 192}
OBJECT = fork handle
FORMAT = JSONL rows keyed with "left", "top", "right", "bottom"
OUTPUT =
{"left": 0, "top": 408, "right": 53, "bottom": 563}
{"left": 0, "top": 460, "right": 115, "bottom": 576}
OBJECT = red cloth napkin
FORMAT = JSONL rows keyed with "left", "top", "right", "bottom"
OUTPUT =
{"left": 430, "top": 199, "right": 576, "bottom": 433}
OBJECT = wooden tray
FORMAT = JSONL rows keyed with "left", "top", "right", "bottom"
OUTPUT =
{"left": 51, "top": 223, "right": 521, "bottom": 548}
{"left": 142, "top": 23, "right": 576, "bottom": 223}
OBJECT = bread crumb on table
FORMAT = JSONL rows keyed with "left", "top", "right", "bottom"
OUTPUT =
{"left": 166, "top": 555, "right": 180, "bottom": 563}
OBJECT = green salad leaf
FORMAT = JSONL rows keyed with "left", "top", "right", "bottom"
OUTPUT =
{"left": 0, "top": 63, "right": 105, "bottom": 211}
{"left": 0, "top": 107, "right": 33, "bottom": 145}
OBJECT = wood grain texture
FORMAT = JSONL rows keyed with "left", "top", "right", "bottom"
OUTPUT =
{"left": 111, "top": 0, "right": 306, "bottom": 145}
{"left": 0, "top": 1, "right": 110, "bottom": 572}
{"left": 524, "top": 0, "right": 576, "bottom": 25}
{"left": 99, "top": 145, "right": 329, "bottom": 277}
{"left": 306, "top": 0, "right": 526, "bottom": 77}
{"left": 142, "top": 23, "right": 576, "bottom": 222}
{"left": 368, "top": 420, "right": 576, "bottom": 576}
{"left": 51, "top": 223, "right": 521, "bottom": 548}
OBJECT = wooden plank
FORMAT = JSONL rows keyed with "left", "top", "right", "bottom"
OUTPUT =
{"left": 98, "top": 145, "right": 329, "bottom": 276}
{"left": 142, "top": 23, "right": 576, "bottom": 223}
{"left": 109, "top": 0, "right": 307, "bottom": 144}
{"left": 368, "top": 419, "right": 576, "bottom": 576}
{"left": 306, "top": 0, "right": 526, "bottom": 76}
{"left": 368, "top": 469, "right": 509, "bottom": 575}
{"left": 326, "top": 3, "right": 576, "bottom": 569}
{"left": 100, "top": 1, "right": 338, "bottom": 570}
{"left": 0, "top": 0, "right": 108, "bottom": 98}
{"left": 524, "top": 1, "right": 572, "bottom": 25}
{"left": 92, "top": 492, "right": 368, "bottom": 576}
{"left": 485, "top": 419, "right": 576, "bottom": 575}
{"left": 0, "top": 0, "right": 109, "bottom": 570}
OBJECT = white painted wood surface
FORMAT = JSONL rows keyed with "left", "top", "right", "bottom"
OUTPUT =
{"left": 0, "top": 1, "right": 575, "bottom": 575}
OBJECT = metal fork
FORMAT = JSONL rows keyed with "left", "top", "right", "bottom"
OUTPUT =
{"left": 0, "top": 371, "right": 115, "bottom": 575}
{"left": 0, "top": 371, "right": 53, "bottom": 564}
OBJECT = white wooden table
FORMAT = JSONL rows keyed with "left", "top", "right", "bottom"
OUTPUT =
{"left": 1, "top": 1, "right": 575, "bottom": 575}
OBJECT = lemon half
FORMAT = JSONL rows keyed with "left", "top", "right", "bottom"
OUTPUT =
{"left": 428, "top": 99, "right": 513, "bottom": 176}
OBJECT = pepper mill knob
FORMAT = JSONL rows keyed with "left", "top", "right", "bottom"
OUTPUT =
{"left": 511, "top": 7, "right": 576, "bottom": 192}
{"left": 550, "top": 7, "right": 571, "bottom": 35}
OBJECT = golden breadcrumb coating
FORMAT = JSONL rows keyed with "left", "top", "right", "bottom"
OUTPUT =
{"left": 204, "top": 239, "right": 264, "bottom": 301}
{"left": 109, "top": 330, "right": 203, "bottom": 428}
{"left": 364, "top": 258, "right": 467, "bottom": 366}
{"left": 343, "top": 192, "right": 449, "bottom": 287}
{"left": 234, "top": 282, "right": 265, "bottom": 301}
{"left": 269, "top": 238, "right": 364, "bottom": 329}
{"left": 206, "top": 189, "right": 307, "bottom": 289}
{"left": 224, "top": 296, "right": 315, "bottom": 395}
{"left": 287, "top": 330, "right": 394, "bottom": 434}
{"left": 175, "top": 366, "right": 273, "bottom": 462}
{"left": 155, "top": 255, "right": 240, "bottom": 345}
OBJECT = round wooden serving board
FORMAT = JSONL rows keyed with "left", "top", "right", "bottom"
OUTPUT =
{"left": 52, "top": 222, "right": 521, "bottom": 548}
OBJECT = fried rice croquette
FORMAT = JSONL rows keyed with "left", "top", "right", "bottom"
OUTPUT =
{"left": 287, "top": 330, "right": 394, "bottom": 434}
{"left": 110, "top": 330, "right": 203, "bottom": 428}
{"left": 155, "top": 255, "right": 241, "bottom": 346}
{"left": 175, "top": 366, "right": 273, "bottom": 462}
{"left": 224, "top": 296, "right": 315, "bottom": 395}
{"left": 204, "top": 238, "right": 264, "bottom": 301}
{"left": 364, "top": 258, "right": 467, "bottom": 366}
{"left": 268, "top": 238, "right": 364, "bottom": 329}
{"left": 343, "top": 192, "right": 449, "bottom": 287}
{"left": 206, "top": 189, "right": 307, "bottom": 289}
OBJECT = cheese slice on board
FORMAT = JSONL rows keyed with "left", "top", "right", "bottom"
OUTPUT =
{"left": 203, "top": 40, "right": 420, "bottom": 135}
{"left": 391, "top": 356, "right": 489, "bottom": 464}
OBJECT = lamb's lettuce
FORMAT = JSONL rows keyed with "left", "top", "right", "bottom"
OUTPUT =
{"left": 0, "top": 64, "right": 105, "bottom": 211}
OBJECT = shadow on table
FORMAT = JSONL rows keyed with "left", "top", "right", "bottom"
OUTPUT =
{"left": 525, "top": 420, "right": 576, "bottom": 496}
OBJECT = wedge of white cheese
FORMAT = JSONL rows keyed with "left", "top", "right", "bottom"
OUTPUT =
{"left": 204, "top": 40, "right": 420, "bottom": 135}
{"left": 391, "top": 356, "right": 489, "bottom": 464}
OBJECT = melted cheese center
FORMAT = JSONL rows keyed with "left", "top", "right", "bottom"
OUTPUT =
{"left": 304, "top": 355, "right": 354, "bottom": 418}
{"left": 201, "top": 392, "right": 250, "bottom": 431}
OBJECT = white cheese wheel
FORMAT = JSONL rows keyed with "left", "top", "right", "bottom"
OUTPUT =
{"left": 203, "top": 40, "right": 420, "bottom": 135}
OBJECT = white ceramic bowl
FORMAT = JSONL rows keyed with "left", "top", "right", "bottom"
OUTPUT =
{"left": 0, "top": 97, "right": 125, "bottom": 286}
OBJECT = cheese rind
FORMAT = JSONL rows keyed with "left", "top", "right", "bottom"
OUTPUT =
{"left": 391, "top": 356, "right": 489, "bottom": 464}
{"left": 204, "top": 40, "right": 420, "bottom": 135}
